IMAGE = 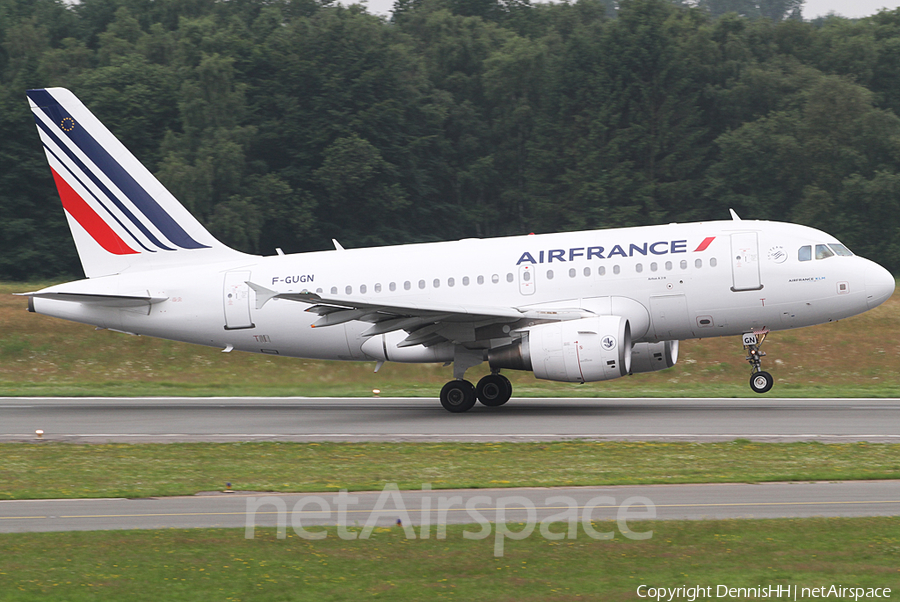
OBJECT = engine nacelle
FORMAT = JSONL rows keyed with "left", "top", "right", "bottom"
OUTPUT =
{"left": 489, "top": 316, "right": 631, "bottom": 383}
{"left": 629, "top": 340, "right": 679, "bottom": 374}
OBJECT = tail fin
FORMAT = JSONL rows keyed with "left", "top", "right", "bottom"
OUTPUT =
{"left": 27, "top": 87, "right": 244, "bottom": 278}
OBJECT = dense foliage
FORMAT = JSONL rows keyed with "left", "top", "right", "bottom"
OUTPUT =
{"left": 1, "top": 0, "right": 899, "bottom": 280}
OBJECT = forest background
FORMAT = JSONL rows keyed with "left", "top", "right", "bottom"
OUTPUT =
{"left": 1, "top": 0, "right": 899, "bottom": 281}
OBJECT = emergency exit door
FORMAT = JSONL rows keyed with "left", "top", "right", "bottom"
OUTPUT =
{"left": 518, "top": 264, "right": 535, "bottom": 295}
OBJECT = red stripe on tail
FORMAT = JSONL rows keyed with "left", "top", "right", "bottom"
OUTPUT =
{"left": 694, "top": 236, "right": 716, "bottom": 252}
{"left": 51, "top": 169, "right": 138, "bottom": 255}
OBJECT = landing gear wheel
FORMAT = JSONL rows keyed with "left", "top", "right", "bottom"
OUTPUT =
{"left": 742, "top": 331, "right": 774, "bottom": 394}
{"left": 440, "top": 380, "right": 477, "bottom": 413}
{"left": 476, "top": 374, "right": 512, "bottom": 407}
{"left": 750, "top": 371, "right": 774, "bottom": 394}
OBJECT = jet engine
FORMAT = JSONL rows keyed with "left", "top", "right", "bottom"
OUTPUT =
{"left": 488, "top": 316, "right": 631, "bottom": 383}
{"left": 629, "top": 340, "right": 679, "bottom": 374}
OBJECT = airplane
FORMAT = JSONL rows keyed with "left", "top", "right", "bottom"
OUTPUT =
{"left": 17, "top": 88, "right": 896, "bottom": 412}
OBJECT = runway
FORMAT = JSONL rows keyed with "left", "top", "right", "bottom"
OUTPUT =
{"left": 0, "top": 397, "right": 899, "bottom": 443}
{"left": 1, "top": 481, "right": 898, "bottom": 534}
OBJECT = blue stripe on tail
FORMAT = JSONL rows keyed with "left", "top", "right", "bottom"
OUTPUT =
{"left": 27, "top": 89, "right": 209, "bottom": 251}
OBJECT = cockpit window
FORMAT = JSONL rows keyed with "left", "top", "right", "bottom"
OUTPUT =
{"left": 828, "top": 244, "right": 853, "bottom": 257}
{"left": 798, "top": 245, "right": 811, "bottom": 262}
{"left": 815, "top": 244, "right": 834, "bottom": 260}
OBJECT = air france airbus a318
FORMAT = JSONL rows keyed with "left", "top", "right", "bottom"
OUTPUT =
{"left": 18, "top": 88, "right": 896, "bottom": 412}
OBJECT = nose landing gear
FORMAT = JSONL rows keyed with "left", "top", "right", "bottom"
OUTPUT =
{"left": 743, "top": 331, "right": 774, "bottom": 394}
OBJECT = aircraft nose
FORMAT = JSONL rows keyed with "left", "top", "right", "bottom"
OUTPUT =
{"left": 865, "top": 262, "right": 895, "bottom": 309}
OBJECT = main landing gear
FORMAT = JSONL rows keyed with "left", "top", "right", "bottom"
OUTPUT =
{"left": 440, "top": 373, "right": 513, "bottom": 413}
{"left": 742, "top": 331, "right": 774, "bottom": 394}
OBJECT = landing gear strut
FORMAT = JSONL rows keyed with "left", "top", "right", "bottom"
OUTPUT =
{"left": 743, "top": 331, "right": 774, "bottom": 394}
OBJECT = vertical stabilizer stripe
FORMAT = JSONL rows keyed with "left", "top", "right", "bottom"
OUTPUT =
{"left": 28, "top": 89, "right": 210, "bottom": 250}
{"left": 42, "top": 141, "right": 154, "bottom": 253}
{"left": 35, "top": 117, "right": 174, "bottom": 251}
{"left": 51, "top": 169, "right": 138, "bottom": 255}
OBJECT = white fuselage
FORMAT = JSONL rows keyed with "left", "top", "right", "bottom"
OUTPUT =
{"left": 31, "top": 219, "right": 895, "bottom": 370}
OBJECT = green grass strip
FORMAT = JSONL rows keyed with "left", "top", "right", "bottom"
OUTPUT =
{"left": 2, "top": 440, "right": 899, "bottom": 500}
{"left": 1, "top": 518, "right": 898, "bottom": 601}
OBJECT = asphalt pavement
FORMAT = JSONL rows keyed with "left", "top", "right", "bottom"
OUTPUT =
{"left": 0, "top": 396, "right": 898, "bottom": 442}
{"left": 2, "top": 481, "right": 898, "bottom": 534}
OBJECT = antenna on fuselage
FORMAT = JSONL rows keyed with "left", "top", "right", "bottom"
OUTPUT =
{"left": 729, "top": 208, "right": 742, "bottom": 221}
{"left": 332, "top": 239, "right": 345, "bottom": 251}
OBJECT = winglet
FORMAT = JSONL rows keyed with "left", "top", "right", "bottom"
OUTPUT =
{"left": 729, "top": 208, "right": 741, "bottom": 221}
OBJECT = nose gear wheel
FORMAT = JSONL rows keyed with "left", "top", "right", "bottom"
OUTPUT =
{"left": 743, "top": 331, "right": 774, "bottom": 394}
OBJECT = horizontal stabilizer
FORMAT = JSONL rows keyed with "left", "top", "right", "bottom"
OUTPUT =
{"left": 16, "top": 291, "right": 168, "bottom": 308}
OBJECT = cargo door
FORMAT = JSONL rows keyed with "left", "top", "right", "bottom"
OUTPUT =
{"left": 649, "top": 294, "right": 693, "bottom": 340}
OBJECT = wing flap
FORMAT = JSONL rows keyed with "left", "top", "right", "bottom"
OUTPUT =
{"left": 244, "top": 281, "right": 594, "bottom": 347}
{"left": 246, "top": 282, "right": 526, "bottom": 323}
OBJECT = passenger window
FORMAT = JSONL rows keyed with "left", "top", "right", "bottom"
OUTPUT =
{"left": 829, "top": 244, "right": 853, "bottom": 256}
{"left": 448, "top": 277, "right": 455, "bottom": 287}
{"left": 492, "top": 274, "right": 500, "bottom": 284}
{"left": 506, "top": 273, "right": 514, "bottom": 282}
{"left": 665, "top": 261, "right": 672, "bottom": 271}
{"left": 523, "top": 271, "right": 531, "bottom": 281}
{"left": 477, "top": 275, "right": 485, "bottom": 285}
{"left": 695, "top": 259, "right": 702, "bottom": 268}
{"left": 316, "top": 288, "right": 323, "bottom": 294}
{"left": 569, "top": 268, "right": 576, "bottom": 278}
{"left": 636, "top": 263, "right": 643, "bottom": 273}
{"left": 463, "top": 276, "right": 470, "bottom": 286}
{"left": 650, "top": 262, "right": 657, "bottom": 272}
{"left": 418, "top": 280, "right": 425, "bottom": 289}
{"left": 547, "top": 270, "right": 554, "bottom": 280}
{"left": 375, "top": 283, "right": 382, "bottom": 293}
{"left": 331, "top": 286, "right": 338, "bottom": 295}
{"left": 613, "top": 265, "right": 620, "bottom": 275}
{"left": 404, "top": 281, "right": 411, "bottom": 291}
{"left": 583, "top": 267, "right": 591, "bottom": 277}
{"left": 710, "top": 258, "right": 717, "bottom": 268}
{"left": 360, "top": 284, "right": 367, "bottom": 294}
{"left": 816, "top": 244, "right": 834, "bottom": 260}
{"left": 798, "top": 246, "right": 811, "bottom": 262}
{"left": 433, "top": 279, "right": 440, "bottom": 288}
{"left": 345, "top": 285, "right": 353, "bottom": 295}
{"left": 598, "top": 266, "right": 606, "bottom": 276}
{"left": 680, "top": 260, "right": 688, "bottom": 270}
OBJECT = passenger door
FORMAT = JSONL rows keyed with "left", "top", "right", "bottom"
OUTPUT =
{"left": 223, "top": 270, "right": 255, "bottom": 330}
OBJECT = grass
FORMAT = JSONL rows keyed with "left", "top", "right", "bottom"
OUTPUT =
{"left": 2, "top": 281, "right": 900, "bottom": 398}
{"left": 0, "top": 518, "right": 898, "bottom": 601}
{"left": 2, "top": 440, "right": 899, "bottom": 500}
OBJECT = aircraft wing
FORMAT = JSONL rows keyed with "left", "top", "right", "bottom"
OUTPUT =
{"left": 247, "top": 281, "right": 588, "bottom": 346}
